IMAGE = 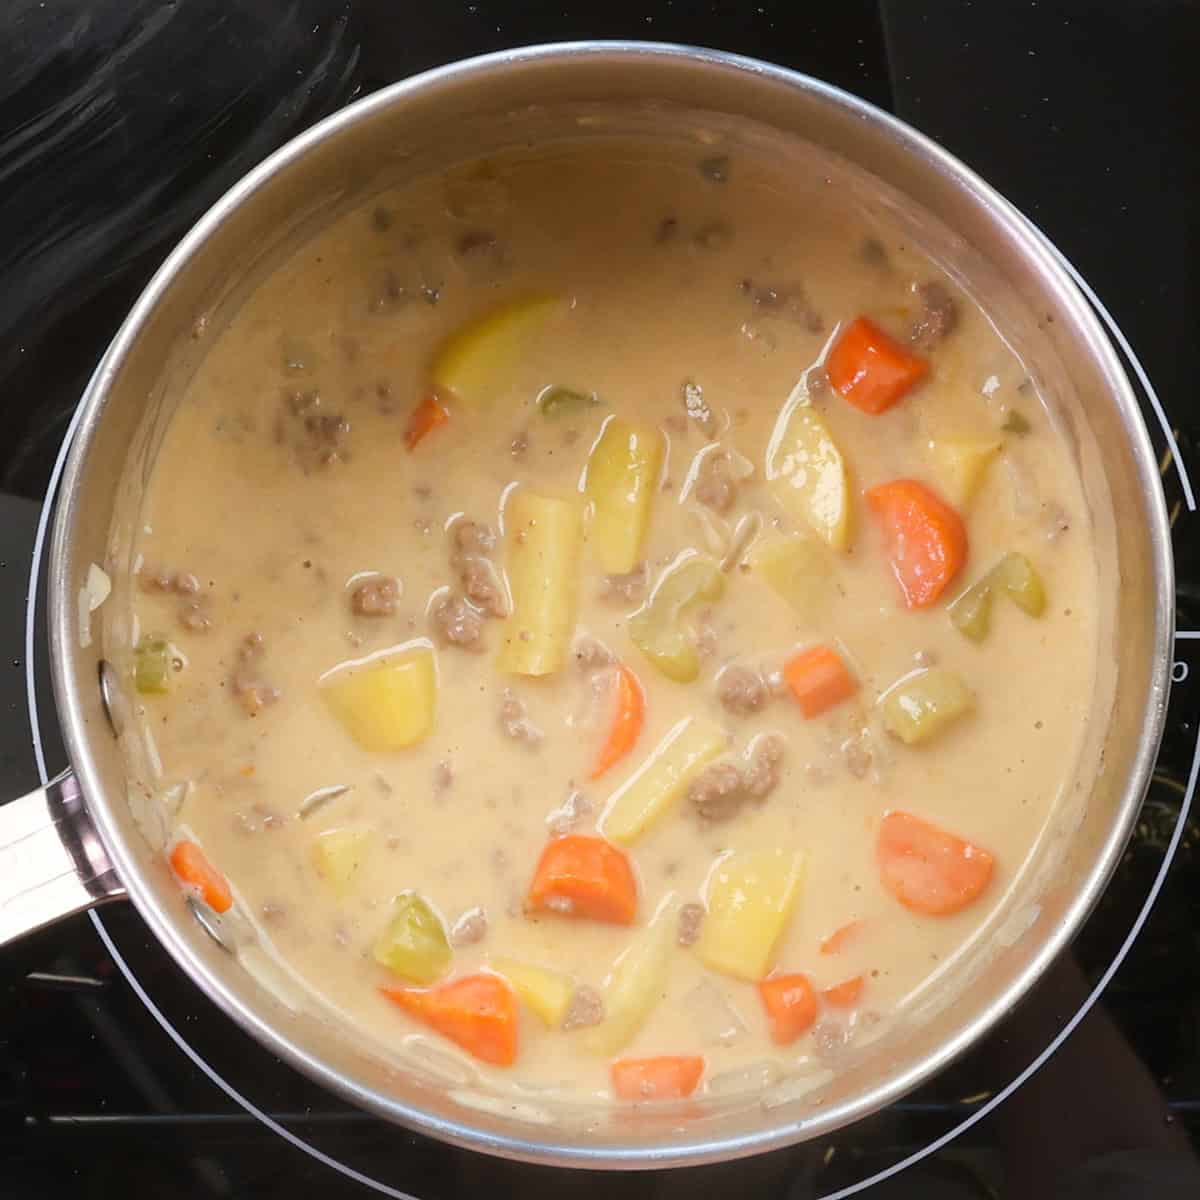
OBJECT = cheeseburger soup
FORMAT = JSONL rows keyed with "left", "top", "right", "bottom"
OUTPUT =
{"left": 121, "top": 136, "right": 1096, "bottom": 1105}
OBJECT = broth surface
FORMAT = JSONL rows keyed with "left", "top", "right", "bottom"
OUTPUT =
{"left": 123, "top": 138, "right": 1097, "bottom": 1102}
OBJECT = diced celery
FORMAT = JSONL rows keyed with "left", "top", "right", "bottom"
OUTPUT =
{"left": 431, "top": 295, "right": 560, "bottom": 406}
{"left": 1001, "top": 411, "right": 1031, "bottom": 434}
{"left": 489, "top": 958, "right": 575, "bottom": 1028}
{"left": 746, "top": 534, "right": 831, "bottom": 619}
{"left": 948, "top": 577, "right": 994, "bottom": 642}
{"left": 312, "top": 827, "right": 373, "bottom": 896}
{"left": 628, "top": 554, "right": 724, "bottom": 682}
{"left": 928, "top": 436, "right": 1001, "bottom": 508}
{"left": 537, "top": 385, "right": 599, "bottom": 420}
{"left": 949, "top": 552, "right": 1046, "bottom": 642}
{"left": 765, "top": 382, "right": 851, "bottom": 550}
{"left": 134, "top": 637, "right": 172, "bottom": 695}
{"left": 880, "top": 668, "right": 973, "bottom": 745}
{"left": 584, "top": 418, "right": 665, "bottom": 574}
{"left": 583, "top": 895, "right": 679, "bottom": 1055}
{"left": 601, "top": 717, "right": 728, "bottom": 844}
{"left": 995, "top": 552, "right": 1045, "bottom": 616}
{"left": 498, "top": 489, "right": 583, "bottom": 676}
{"left": 697, "top": 847, "right": 805, "bottom": 982}
{"left": 322, "top": 647, "right": 436, "bottom": 752}
{"left": 372, "top": 893, "right": 452, "bottom": 984}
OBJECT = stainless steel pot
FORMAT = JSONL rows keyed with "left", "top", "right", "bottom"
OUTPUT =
{"left": 0, "top": 42, "right": 1173, "bottom": 1168}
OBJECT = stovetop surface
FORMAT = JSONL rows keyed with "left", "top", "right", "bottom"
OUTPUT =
{"left": 2, "top": 2, "right": 1199, "bottom": 1197}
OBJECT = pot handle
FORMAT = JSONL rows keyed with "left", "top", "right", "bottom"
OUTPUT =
{"left": 0, "top": 769, "right": 126, "bottom": 947}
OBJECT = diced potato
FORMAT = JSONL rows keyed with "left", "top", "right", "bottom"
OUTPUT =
{"left": 311, "top": 827, "right": 373, "bottom": 896}
{"left": 431, "top": 295, "right": 560, "bottom": 406}
{"left": 602, "top": 717, "right": 728, "bottom": 845}
{"left": 498, "top": 489, "right": 583, "bottom": 676}
{"left": 697, "top": 848, "right": 805, "bottom": 982}
{"left": 134, "top": 637, "right": 172, "bottom": 695}
{"left": 765, "top": 384, "right": 851, "bottom": 550}
{"left": 372, "top": 893, "right": 452, "bottom": 984}
{"left": 585, "top": 418, "right": 665, "bottom": 574}
{"left": 489, "top": 958, "right": 575, "bottom": 1028}
{"left": 994, "top": 552, "right": 1046, "bottom": 616}
{"left": 746, "top": 534, "right": 831, "bottom": 619}
{"left": 583, "top": 895, "right": 679, "bottom": 1055}
{"left": 929, "top": 436, "right": 1000, "bottom": 508}
{"left": 628, "top": 555, "right": 725, "bottom": 682}
{"left": 880, "top": 668, "right": 973, "bottom": 745}
{"left": 322, "top": 647, "right": 436, "bottom": 752}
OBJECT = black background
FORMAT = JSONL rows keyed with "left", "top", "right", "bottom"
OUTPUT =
{"left": 1, "top": 2, "right": 1198, "bottom": 1197}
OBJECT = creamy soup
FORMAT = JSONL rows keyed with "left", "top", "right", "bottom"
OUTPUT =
{"left": 120, "top": 136, "right": 1096, "bottom": 1105}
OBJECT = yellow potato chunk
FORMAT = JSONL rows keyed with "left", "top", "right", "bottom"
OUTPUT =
{"left": 697, "top": 848, "right": 805, "bottom": 982}
{"left": 584, "top": 418, "right": 665, "bottom": 574}
{"left": 929, "top": 436, "right": 1000, "bottom": 508}
{"left": 583, "top": 896, "right": 679, "bottom": 1055}
{"left": 601, "top": 717, "right": 728, "bottom": 845}
{"left": 880, "top": 667, "right": 973, "bottom": 745}
{"left": 498, "top": 489, "right": 583, "bottom": 676}
{"left": 311, "top": 827, "right": 373, "bottom": 896}
{"left": 321, "top": 647, "right": 436, "bottom": 752}
{"left": 431, "top": 295, "right": 560, "bottom": 406}
{"left": 746, "top": 534, "right": 832, "bottom": 619}
{"left": 489, "top": 958, "right": 575, "bottom": 1028}
{"left": 766, "top": 381, "right": 852, "bottom": 550}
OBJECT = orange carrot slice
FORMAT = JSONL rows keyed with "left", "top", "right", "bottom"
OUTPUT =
{"left": 169, "top": 840, "right": 233, "bottom": 913}
{"left": 381, "top": 973, "right": 517, "bottom": 1066}
{"left": 827, "top": 316, "right": 929, "bottom": 414}
{"left": 822, "top": 976, "right": 865, "bottom": 1008}
{"left": 783, "top": 644, "right": 858, "bottom": 718}
{"left": 526, "top": 834, "right": 638, "bottom": 925}
{"left": 757, "top": 973, "right": 818, "bottom": 1045}
{"left": 866, "top": 479, "right": 967, "bottom": 608}
{"left": 610, "top": 1055, "right": 705, "bottom": 1101}
{"left": 403, "top": 393, "right": 450, "bottom": 450}
{"left": 819, "top": 920, "right": 865, "bottom": 956}
{"left": 877, "top": 811, "right": 995, "bottom": 916}
{"left": 590, "top": 663, "right": 645, "bottom": 780}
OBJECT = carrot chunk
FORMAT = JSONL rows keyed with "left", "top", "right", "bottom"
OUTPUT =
{"left": 757, "top": 973, "right": 818, "bottom": 1045}
{"left": 866, "top": 479, "right": 967, "bottom": 608}
{"left": 590, "top": 663, "right": 645, "bottom": 780}
{"left": 526, "top": 834, "right": 638, "bottom": 924}
{"left": 827, "top": 316, "right": 929, "bottom": 414}
{"left": 877, "top": 810, "right": 995, "bottom": 916}
{"left": 403, "top": 393, "right": 449, "bottom": 450}
{"left": 611, "top": 1055, "right": 704, "bottom": 1101}
{"left": 783, "top": 644, "right": 857, "bottom": 718}
{"left": 822, "top": 976, "right": 865, "bottom": 1008}
{"left": 381, "top": 973, "right": 518, "bottom": 1066}
{"left": 169, "top": 840, "right": 233, "bottom": 913}
{"left": 819, "top": 920, "right": 864, "bottom": 956}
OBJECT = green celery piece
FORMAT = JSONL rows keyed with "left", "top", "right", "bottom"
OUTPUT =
{"left": 134, "top": 638, "right": 172, "bottom": 695}
{"left": 628, "top": 555, "right": 725, "bottom": 682}
{"left": 537, "top": 385, "right": 599, "bottom": 420}
{"left": 995, "top": 552, "right": 1046, "bottom": 616}
{"left": 948, "top": 578, "right": 994, "bottom": 642}
{"left": 372, "top": 893, "right": 451, "bottom": 984}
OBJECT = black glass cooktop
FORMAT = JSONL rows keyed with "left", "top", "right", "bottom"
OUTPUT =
{"left": 3, "top": 2, "right": 1199, "bottom": 1197}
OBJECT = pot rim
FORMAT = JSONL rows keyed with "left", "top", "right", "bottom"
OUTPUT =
{"left": 46, "top": 40, "right": 1174, "bottom": 1168}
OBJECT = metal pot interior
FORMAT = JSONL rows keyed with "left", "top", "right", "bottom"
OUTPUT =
{"left": 47, "top": 44, "right": 1171, "bottom": 1166}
